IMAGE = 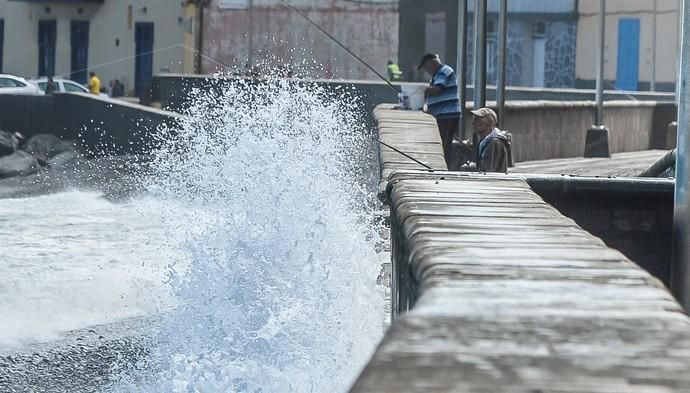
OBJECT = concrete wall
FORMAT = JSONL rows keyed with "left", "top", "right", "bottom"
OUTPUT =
{"left": 0, "top": 0, "right": 190, "bottom": 94}
{"left": 154, "top": 74, "right": 676, "bottom": 109}
{"left": 153, "top": 74, "right": 400, "bottom": 127}
{"left": 576, "top": 0, "right": 679, "bottom": 91}
{"left": 154, "top": 75, "right": 676, "bottom": 162}
{"left": 527, "top": 176, "right": 674, "bottom": 286}
{"left": 497, "top": 100, "right": 676, "bottom": 162}
{"left": 201, "top": 0, "right": 398, "bottom": 80}
{"left": 0, "top": 93, "right": 180, "bottom": 155}
{"left": 356, "top": 171, "right": 686, "bottom": 392}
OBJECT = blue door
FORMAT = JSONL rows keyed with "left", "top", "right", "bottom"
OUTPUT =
{"left": 0, "top": 19, "right": 4, "bottom": 73}
{"left": 616, "top": 18, "right": 640, "bottom": 91}
{"left": 135, "top": 22, "right": 154, "bottom": 99}
{"left": 70, "top": 21, "right": 89, "bottom": 84}
{"left": 38, "top": 20, "right": 57, "bottom": 77}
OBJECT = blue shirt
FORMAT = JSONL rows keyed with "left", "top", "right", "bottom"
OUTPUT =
{"left": 426, "top": 64, "right": 461, "bottom": 119}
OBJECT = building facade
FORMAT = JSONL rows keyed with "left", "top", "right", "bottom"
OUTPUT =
{"left": 576, "top": 0, "right": 679, "bottom": 92}
{"left": 0, "top": 0, "right": 196, "bottom": 96}
{"left": 1, "top": 1, "right": 674, "bottom": 94}
{"left": 399, "top": 0, "right": 578, "bottom": 88}
{"left": 198, "top": 0, "right": 399, "bottom": 80}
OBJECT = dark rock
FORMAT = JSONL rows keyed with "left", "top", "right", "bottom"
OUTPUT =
{"left": 22, "top": 134, "right": 76, "bottom": 162}
{"left": 0, "top": 130, "right": 21, "bottom": 158}
{"left": 0, "top": 151, "right": 41, "bottom": 178}
{"left": 47, "top": 151, "right": 81, "bottom": 169}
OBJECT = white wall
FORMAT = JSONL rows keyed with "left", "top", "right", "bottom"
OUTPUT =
{"left": 576, "top": 0, "right": 679, "bottom": 86}
{"left": 0, "top": 0, "right": 188, "bottom": 94}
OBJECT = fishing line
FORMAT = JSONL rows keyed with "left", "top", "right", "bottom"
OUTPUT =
{"left": 279, "top": 0, "right": 399, "bottom": 93}
{"left": 279, "top": 0, "right": 435, "bottom": 172}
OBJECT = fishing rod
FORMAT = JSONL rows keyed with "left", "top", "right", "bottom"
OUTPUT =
{"left": 279, "top": 0, "right": 399, "bottom": 93}
{"left": 279, "top": 0, "right": 435, "bottom": 172}
{"left": 378, "top": 140, "right": 434, "bottom": 171}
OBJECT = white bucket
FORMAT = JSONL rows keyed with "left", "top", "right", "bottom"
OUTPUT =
{"left": 399, "top": 84, "right": 426, "bottom": 110}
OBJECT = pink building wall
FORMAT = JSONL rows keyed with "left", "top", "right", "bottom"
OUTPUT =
{"left": 201, "top": 0, "right": 399, "bottom": 80}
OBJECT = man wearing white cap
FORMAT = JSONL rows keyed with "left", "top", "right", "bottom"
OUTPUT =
{"left": 471, "top": 107, "right": 510, "bottom": 173}
{"left": 418, "top": 53, "right": 461, "bottom": 169}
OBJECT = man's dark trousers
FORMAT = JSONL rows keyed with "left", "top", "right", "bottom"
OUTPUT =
{"left": 436, "top": 117, "right": 459, "bottom": 170}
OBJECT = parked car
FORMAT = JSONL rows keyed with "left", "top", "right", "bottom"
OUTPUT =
{"left": 30, "top": 77, "right": 88, "bottom": 94}
{"left": 0, "top": 74, "right": 41, "bottom": 95}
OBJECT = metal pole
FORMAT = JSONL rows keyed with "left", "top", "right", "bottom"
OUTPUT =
{"left": 595, "top": 0, "right": 606, "bottom": 126}
{"left": 672, "top": 0, "right": 690, "bottom": 310}
{"left": 651, "top": 0, "right": 657, "bottom": 91}
{"left": 678, "top": 0, "right": 683, "bottom": 102}
{"left": 497, "top": 0, "right": 508, "bottom": 129}
{"left": 194, "top": 3, "right": 202, "bottom": 73}
{"left": 248, "top": 0, "right": 254, "bottom": 71}
{"left": 473, "top": 0, "right": 487, "bottom": 109}
{"left": 458, "top": 0, "right": 468, "bottom": 139}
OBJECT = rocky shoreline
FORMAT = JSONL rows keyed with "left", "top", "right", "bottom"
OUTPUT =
{"left": 0, "top": 131, "right": 81, "bottom": 180}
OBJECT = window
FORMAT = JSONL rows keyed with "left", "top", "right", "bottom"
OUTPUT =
{"left": 0, "top": 78, "right": 26, "bottom": 88}
{"left": 487, "top": 19, "right": 497, "bottom": 35}
{"left": 37, "top": 82, "right": 47, "bottom": 91}
{"left": 64, "top": 81, "right": 86, "bottom": 92}
{"left": 38, "top": 20, "right": 57, "bottom": 77}
{"left": 532, "top": 20, "right": 546, "bottom": 38}
{"left": 70, "top": 21, "right": 89, "bottom": 84}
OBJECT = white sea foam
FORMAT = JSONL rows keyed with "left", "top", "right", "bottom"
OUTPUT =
{"left": 0, "top": 191, "right": 187, "bottom": 349}
{"left": 114, "top": 76, "right": 384, "bottom": 392}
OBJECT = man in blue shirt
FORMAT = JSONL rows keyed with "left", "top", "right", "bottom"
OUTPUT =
{"left": 418, "top": 53, "right": 461, "bottom": 170}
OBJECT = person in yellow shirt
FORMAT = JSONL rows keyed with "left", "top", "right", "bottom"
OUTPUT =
{"left": 88, "top": 72, "right": 101, "bottom": 95}
{"left": 387, "top": 60, "right": 402, "bottom": 81}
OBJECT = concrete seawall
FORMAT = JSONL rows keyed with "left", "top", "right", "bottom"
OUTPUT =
{"left": 499, "top": 100, "right": 675, "bottom": 162}
{"left": 155, "top": 75, "right": 676, "bottom": 162}
{"left": 376, "top": 102, "right": 675, "bottom": 163}
{"left": 153, "top": 74, "right": 676, "bottom": 111}
{"left": 351, "top": 105, "right": 690, "bottom": 392}
{"left": 0, "top": 93, "right": 181, "bottom": 155}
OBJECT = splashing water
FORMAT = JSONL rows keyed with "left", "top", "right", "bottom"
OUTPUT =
{"left": 114, "top": 77, "right": 384, "bottom": 392}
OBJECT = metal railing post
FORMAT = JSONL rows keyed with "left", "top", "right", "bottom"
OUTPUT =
{"left": 497, "top": 0, "right": 508, "bottom": 129}
{"left": 248, "top": 0, "right": 254, "bottom": 70}
{"left": 595, "top": 0, "right": 606, "bottom": 126}
{"left": 472, "top": 0, "right": 487, "bottom": 109}
{"left": 457, "top": 0, "right": 468, "bottom": 139}
{"left": 672, "top": 0, "right": 690, "bottom": 310}
{"left": 651, "top": 0, "right": 658, "bottom": 91}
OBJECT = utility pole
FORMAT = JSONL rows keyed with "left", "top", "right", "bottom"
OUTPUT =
{"left": 472, "top": 0, "right": 487, "bottom": 109}
{"left": 584, "top": 0, "right": 610, "bottom": 158}
{"left": 496, "top": 0, "right": 508, "bottom": 129}
{"left": 595, "top": 0, "right": 606, "bottom": 126}
{"left": 672, "top": 0, "right": 690, "bottom": 311}
{"left": 248, "top": 0, "right": 254, "bottom": 71}
{"left": 651, "top": 0, "right": 657, "bottom": 91}
{"left": 457, "top": 0, "right": 468, "bottom": 139}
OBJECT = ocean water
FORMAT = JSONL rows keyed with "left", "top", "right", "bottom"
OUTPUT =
{"left": 1, "top": 77, "right": 384, "bottom": 392}
{"left": 0, "top": 191, "right": 178, "bottom": 348}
